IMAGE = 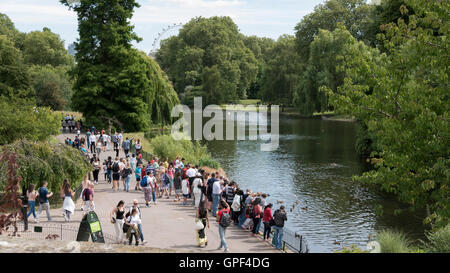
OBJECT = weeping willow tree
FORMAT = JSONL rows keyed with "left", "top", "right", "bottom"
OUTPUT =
{"left": 141, "top": 53, "right": 179, "bottom": 126}
{"left": 0, "top": 139, "right": 92, "bottom": 193}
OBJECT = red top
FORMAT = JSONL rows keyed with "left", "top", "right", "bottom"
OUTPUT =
{"left": 217, "top": 207, "right": 230, "bottom": 222}
{"left": 263, "top": 207, "right": 273, "bottom": 222}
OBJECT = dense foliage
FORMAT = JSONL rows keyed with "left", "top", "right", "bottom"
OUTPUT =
{"left": 0, "top": 99, "right": 61, "bottom": 146}
{"left": 0, "top": 140, "right": 92, "bottom": 193}
{"left": 0, "top": 13, "right": 74, "bottom": 110}
{"left": 149, "top": 134, "right": 220, "bottom": 169}
{"left": 325, "top": 0, "right": 449, "bottom": 227}
{"left": 156, "top": 16, "right": 258, "bottom": 105}
{"left": 62, "top": 0, "right": 179, "bottom": 131}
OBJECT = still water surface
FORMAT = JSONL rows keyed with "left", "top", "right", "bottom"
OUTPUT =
{"left": 200, "top": 112, "right": 426, "bottom": 252}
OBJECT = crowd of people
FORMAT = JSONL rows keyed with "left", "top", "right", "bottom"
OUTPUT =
{"left": 26, "top": 125, "right": 289, "bottom": 251}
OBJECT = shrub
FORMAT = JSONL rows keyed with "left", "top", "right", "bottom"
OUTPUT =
{"left": 422, "top": 225, "right": 450, "bottom": 253}
{"left": 377, "top": 229, "right": 412, "bottom": 253}
{"left": 0, "top": 139, "right": 92, "bottom": 193}
{"left": 148, "top": 134, "right": 220, "bottom": 169}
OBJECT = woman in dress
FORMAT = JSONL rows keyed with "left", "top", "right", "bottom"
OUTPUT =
{"left": 62, "top": 179, "right": 76, "bottom": 222}
{"left": 195, "top": 198, "right": 209, "bottom": 247}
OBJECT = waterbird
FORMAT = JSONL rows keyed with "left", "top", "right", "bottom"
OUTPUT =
{"left": 333, "top": 240, "right": 341, "bottom": 245}
{"left": 276, "top": 200, "right": 284, "bottom": 204}
{"left": 301, "top": 206, "right": 308, "bottom": 211}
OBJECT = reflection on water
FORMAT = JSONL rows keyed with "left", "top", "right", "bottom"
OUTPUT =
{"left": 200, "top": 113, "right": 426, "bottom": 253}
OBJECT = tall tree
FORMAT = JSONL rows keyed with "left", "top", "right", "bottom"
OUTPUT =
{"left": 61, "top": 0, "right": 153, "bottom": 131}
{"left": 294, "top": 0, "right": 374, "bottom": 62}
{"left": 0, "top": 13, "right": 25, "bottom": 50}
{"left": 0, "top": 35, "right": 34, "bottom": 100}
{"left": 22, "top": 28, "right": 74, "bottom": 67}
{"left": 156, "top": 16, "right": 258, "bottom": 105}
{"left": 259, "top": 35, "right": 301, "bottom": 105}
{"left": 326, "top": 0, "right": 449, "bottom": 227}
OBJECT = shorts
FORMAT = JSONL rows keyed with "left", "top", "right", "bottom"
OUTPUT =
{"left": 113, "top": 173, "right": 120, "bottom": 181}
{"left": 183, "top": 194, "right": 189, "bottom": 198}
{"left": 136, "top": 177, "right": 141, "bottom": 182}
{"left": 144, "top": 187, "right": 151, "bottom": 201}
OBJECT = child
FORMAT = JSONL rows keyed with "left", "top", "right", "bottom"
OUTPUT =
{"left": 181, "top": 177, "right": 189, "bottom": 205}
{"left": 135, "top": 164, "right": 142, "bottom": 191}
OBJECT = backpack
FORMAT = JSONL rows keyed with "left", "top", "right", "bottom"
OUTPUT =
{"left": 219, "top": 209, "right": 231, "bottom": 228}
{"left": 273, "top": 210, "right": 285, "bottom": 227}
{"left": 112, "top": 162, "right": 120, "bottom": 173}
{"left": 140, "top": 176, "right": 148, "bottom": 188}
{"left": 247, "top": 205, "right": 255, "bottom": 219}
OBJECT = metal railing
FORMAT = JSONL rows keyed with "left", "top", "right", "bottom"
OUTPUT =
{"left": 256, "top": 222, "right": 309, "bottom": 253}
{"left": 3, "top": 222, "right": 116, "bottom": 243}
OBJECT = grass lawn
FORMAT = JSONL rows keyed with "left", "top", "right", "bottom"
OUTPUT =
{"left": 123, "top": 132, "right": 153, "bottom": 154}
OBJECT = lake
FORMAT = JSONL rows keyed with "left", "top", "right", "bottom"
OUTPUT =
{"left": 199, "top": 110, "right": 426, "bottom": 253}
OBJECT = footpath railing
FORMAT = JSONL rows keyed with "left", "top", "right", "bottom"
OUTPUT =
{"left": 3, "top": 222, "right": 116, "bottom": 243}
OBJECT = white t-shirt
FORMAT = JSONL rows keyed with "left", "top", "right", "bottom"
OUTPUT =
{"left": 192, "top": 178, "right": 202, "bottom": 194}
{"left": 186, "top": 168, "right": 195, "bottom": 178}
{"left": 212, "top": 181, "right": 221, "bottom": 195}
{"left": 89, "top": 134, "right": 96, "bottom": 143}
{"left": 181, "top": 179, "right": 189, "bottom": 195}
{"left": 147, "top": 176, "right": 156, "bottom": 189}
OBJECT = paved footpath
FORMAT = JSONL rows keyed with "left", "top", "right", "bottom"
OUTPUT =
{"left": 45, "top": 133, "right": 280, "bottom": 253}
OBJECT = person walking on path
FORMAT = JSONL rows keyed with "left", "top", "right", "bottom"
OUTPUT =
{"left": 129, "top": 200, "right": 146, "bottom": 244}
{"left": 217, "top": 200, "right": 231, "bottom": 252}
{"left": 92, "top": 157, "right": 101, "bottom": 185}
{"left": 89, "top": 132, "right": 97, "bottom": 154}
{"left": 125, "top": 208, "right": 141, "bottom": 246}
{"left": 262, "top": 203, "right": 273, "bottom": 242}
{"left": 211, "top": 178, "right": 222, "bottom": 217}
{"left": 192, "top": 173, "right": 203, "bottom": 208}
{"left": 26, "top": 184, "right": 38, "bottom": 222}
{"left": 135, "top": 163, "right": 142, "bottom": 191}
{"left": 62, "top": 179, "right": 76, "bottom": 222}
{"left": 231, "top": 189, "right": 243, "bottom": 225}
{"left": 161, "top": 168, "right": 171, "bottom": 199}
{"left": 112, "top": 157, "right": 121, "bottom": 192}
{"left": 122, "top": 162, "right": 132, "bottom": 192}
{"left": 122, "top": 137, "right": 131, "bottom": 158}
{"left": 82, "top": 182, "right": 95, "bottom": 217}
{"left": 181, "top": 176, "right": 189, "bottom": 206}
{"left": 173, "top": 171, "right": 182, "bottom": 202}
{"left": 110, "top": 200, "right": 126, "bottom": 244}
{"left": 272, "top": 206, "right": 288, "bottom": 250}
{"left": 36, "top": 181, "right": 53, "bottom": 222}
{"left": 195, "top": 197, "right": 210, "bottom": 247}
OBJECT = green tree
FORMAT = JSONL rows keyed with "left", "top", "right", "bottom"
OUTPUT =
{"left": 156, "top": 16, "right": 258, "bottom": 105}
{"left": 295, "top": 25, "right": 367, "bottom": 116}
{"left": 0, "top": 13, "right": 25, "bottom": 50}
{"left": 0, "top": 98, "right": 60, "bottom": 145}
{"left": 29, "top": 65, "right": 73, "bottom": 110}
{"left": 294, "top": 0, "right": 375, "bottom": 62}
{"left": 22, "top": 28, "right": 74, "bottom": 67}
{"left": 61, "top": 0, "right": 154, "bottom": 131}
{"left": 0, "top": 35, "right": 34, "bottom": 100}
{"left": 242, "top": 35, "right": 276, "bottom": 99}
{"left": 259, "top": 35, "right": 301, "bottom": 105}
{"left": 326, "top": 0, "right": 449, "bottom": 227}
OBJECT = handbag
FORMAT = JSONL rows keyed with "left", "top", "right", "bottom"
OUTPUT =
{"left": 194, "top": 219, "right": 204, "bottom": 231}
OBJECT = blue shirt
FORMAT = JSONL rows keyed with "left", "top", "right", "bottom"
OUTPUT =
{"left": 38, "top": 187, "right": 49, "bottom": 203}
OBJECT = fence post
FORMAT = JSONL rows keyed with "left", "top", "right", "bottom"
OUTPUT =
{"left": 61, "top": 224, "right": 63, "bottom": 240}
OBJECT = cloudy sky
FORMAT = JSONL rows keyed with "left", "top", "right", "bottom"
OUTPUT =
{"left": 1, "top": 0, "right": 326, "bottom": 53}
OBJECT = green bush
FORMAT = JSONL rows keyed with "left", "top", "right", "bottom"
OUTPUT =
{"left": 0, "top": 139, "right": 92, "bottom": 193}
{"left": 148, "top": 134, "right": 220, "bottom": 169}
{"left": 377, "top": 229, "right": 412, "bottom": 253}
{"left": 422, "top": 225, "right": 450, "bottom": 253}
